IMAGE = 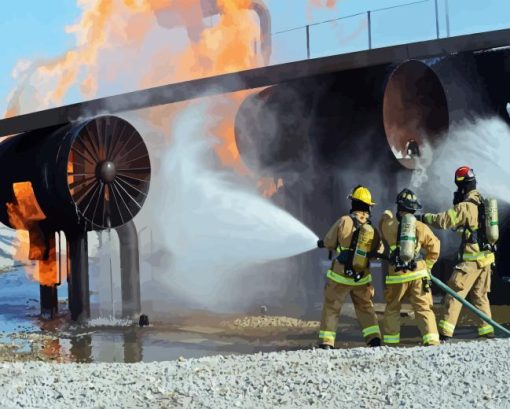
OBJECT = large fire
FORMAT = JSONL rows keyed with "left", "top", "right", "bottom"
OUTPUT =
{"left": 2, "top": 0, "right": 354, "bottom": 272}
{"left": 5, "top": 0, "right": 264, "bottom": 171}
{"left": 6, "top": 182, "right": 59, "bottom": 286}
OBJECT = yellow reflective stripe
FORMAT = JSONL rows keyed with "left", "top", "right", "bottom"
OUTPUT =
{"left": 462, "top": 251, "right": 495, "bottom": 262}
{"left": 385, "top": 270, "right": 429, "bottom": 284}
{"left": 383, "top": 334, "right": 400, "bottom": 344}
{"left": 362, "top": 325, "right": 381, "bottom": 337}
{"left": 425, "top": 259, "right": 435, "bottom": 269}
{"left": 438, "top": 320, "right": 455, "bottom": 335}
{"left": 447, "top": 208, "right": 459, "bottom": 225}
{"left": 326, "top": 270, "right": 372, "bottom": 286}
{"left": 389, "top": 244, "right": 397, "bottom": 251}
{"left": 319, "top": 330, "right": 336, "bottom": 340}
{"left": 423, "top": 333, "right": 440, "bottom": 344}
{"left": 423, "top": 213, "right": 434, "bottom": 224}
{"left": 478, "top": 325, "right": 494, "bottom": 336}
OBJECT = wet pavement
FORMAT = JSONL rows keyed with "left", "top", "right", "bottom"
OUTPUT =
{"left": 0, "top": 267, "right": 320, "bottom": 363}
{"left": 2, "top": 267, "right": 510, "bottom": 363}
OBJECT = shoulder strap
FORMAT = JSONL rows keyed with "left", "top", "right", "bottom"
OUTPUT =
{"left": 395, "top": 219, "right": 402, "bottom": 253}
{"left": 345, "top": 215, "right": 362, "bottom": 270}
{"left": 461, "top": 195, "right": 485, "bottom": 249}
{"left": 350, "top": 214, "right": 361, "bottom": 229}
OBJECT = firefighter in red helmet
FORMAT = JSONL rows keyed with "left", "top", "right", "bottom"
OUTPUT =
{"left": 421, "top": 166, "right": 497, "bottom": 341}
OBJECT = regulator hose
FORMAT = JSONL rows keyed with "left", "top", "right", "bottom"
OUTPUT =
{"left": 430, "top": 275, "right": 510, "bottom": 338}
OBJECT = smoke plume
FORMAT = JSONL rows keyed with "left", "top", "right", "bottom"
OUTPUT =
{"left": 413, "top": 117, "right": 510, "bottom": 208}
{"left": 140, "top": 101, "right": 318, "bottom": 311}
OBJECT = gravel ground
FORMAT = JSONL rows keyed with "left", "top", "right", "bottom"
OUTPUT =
{"left": 1, "top": 339, "right": 510, "bottom": 409}
{"left": 220, "top": 315, "right": 319, "bottom": 330}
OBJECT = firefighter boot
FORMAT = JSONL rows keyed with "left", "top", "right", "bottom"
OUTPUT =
{"left": 367, "top": 337, "right": 381, "bottom": 347}
{"left": 318, "top": 343, "right": 334, "bottom": 350}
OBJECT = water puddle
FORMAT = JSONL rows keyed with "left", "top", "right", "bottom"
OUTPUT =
{"left": 0, "top": 268, "right": 302, "bottom": 363}
{"left": 3, "top": 267, "right": 510, "bottom": 363}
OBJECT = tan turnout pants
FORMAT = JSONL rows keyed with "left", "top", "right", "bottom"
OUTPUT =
{"left": 383, "top": 279, "right": 440, "bottom": 346}
{"left": 319, "top": 280, "right": 380, "bottom": 346}
{"left": 438, "top": 262, "right": 493, "bottom": 337}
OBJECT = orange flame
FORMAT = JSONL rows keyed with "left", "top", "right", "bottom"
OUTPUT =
{"left": 38, "top": 236, "right": 59, "bottom": 287}
{"left": 6, "top": 182, "right": 58, "bottom": 286}
{"left": 309, "top": 0, "right": 339, "bottom": 8}
{"left": 5, "top": 1, "right": 263, "bottom": 170}
{"left": 5, "top": 1, "right": 282, "bottom": 193}
{"left": 2, "top": 2, "right": 289, "bottom": 284}
{"left": 257, "top": 177, "right": 284, "bottom": 198}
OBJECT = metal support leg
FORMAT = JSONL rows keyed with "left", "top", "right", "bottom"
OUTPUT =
{"left": 116, "top": 220, "right": 141, "bottom": 318}
{"left": 40, "top": 285, "right": 58, "bottom": 319}
{"left": 39, "top": 235, "right": 59, "bottom": 319}
{"left": 67, "top": 230, "right": 90, "bottom": 322}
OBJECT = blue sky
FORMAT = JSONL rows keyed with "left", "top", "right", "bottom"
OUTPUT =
{"left": 0, "top": 0, "right": 509, "bottom": 114}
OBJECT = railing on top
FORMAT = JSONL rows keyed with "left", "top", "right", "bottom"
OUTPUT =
{"left": 269, "top": 0, "right": 461, "bottom": 65}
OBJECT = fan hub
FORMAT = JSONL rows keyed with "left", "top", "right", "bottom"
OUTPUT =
{"left": 96, "top": 160, "right": 117, "bottom": 184}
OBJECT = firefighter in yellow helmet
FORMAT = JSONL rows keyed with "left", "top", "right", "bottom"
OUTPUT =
{"left": 421, "top": 166, "right": 496, "bottom": 341}
{"left": 379, "top": 188, "right": 440, "bottom": 346}
{"left": 316, "top": 185, "right": 382, "bottom": 349}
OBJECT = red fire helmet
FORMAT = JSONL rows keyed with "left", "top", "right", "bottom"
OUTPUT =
{"left": 455, "top": 166, "right": 476, "bottom": 184}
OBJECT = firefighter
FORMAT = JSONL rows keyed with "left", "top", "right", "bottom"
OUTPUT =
{"left": 379, "top": 188, "right": 440, "bottom": 346}
{"left": 316, "top": 185, "right": 382, "bottom": 349}
{"left": 421, "top": 166, "right": 496, "bottom": 341}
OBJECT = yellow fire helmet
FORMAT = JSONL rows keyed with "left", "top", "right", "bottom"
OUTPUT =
{"left": 348, "top": 185, "right": 376, "bottom": 206}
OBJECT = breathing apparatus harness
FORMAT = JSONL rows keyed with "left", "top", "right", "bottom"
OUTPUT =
{"left": 456, "top": 194, "right": 497, "bottom": 272}
{"left": 389, "top": 212, "right": 430, "bottom": 292}
{"left": 464, "top": 196, "right": 496, "bottom": 251}
{"left": 335, "top": 214, "right": 368, "bottom": 282}
{"left": 389, "top": 213, "right": 418, "bottom": 272}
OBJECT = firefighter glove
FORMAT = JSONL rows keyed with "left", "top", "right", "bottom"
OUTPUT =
{"left": 422, "top": 213, "right": 434, "bottom": 225}
{"left": 317, "top": 239, "right": 325, "bottom": 248}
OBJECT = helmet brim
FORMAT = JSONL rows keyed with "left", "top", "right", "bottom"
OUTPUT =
{"left": 349, "top": 195, "right": 375, "bottom": 206}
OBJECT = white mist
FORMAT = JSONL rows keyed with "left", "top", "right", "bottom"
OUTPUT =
{"left": 148, "top": 103, "right": 318, "bottom": 309}
{"left": 432, "top": 117, "right": 510, "bottom": 203}
{"left": 410, "top": 117, "right": 510, "bottom": 205}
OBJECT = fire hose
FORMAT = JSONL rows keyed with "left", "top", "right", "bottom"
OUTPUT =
{"left": 373, "top": 250, "right": 510, "bottom": 337}
{"left": 430, "top": 275, "right": 510, "bottom": 338}
{"left": 319, "top": 243, "right": 510, "bottom": 337}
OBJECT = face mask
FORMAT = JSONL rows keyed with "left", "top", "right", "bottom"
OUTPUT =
{"left": 453, "top": 190, "right": 464, "bottom": 205}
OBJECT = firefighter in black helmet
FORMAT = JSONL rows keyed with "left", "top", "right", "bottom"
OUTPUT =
{"left": 379, "top": 188, "right": 441, "bottom": 346}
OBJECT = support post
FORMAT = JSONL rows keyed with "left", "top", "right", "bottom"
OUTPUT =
{"left": 67, "top": 230, "right": 90, "bottom": 322}
{"left": 306, "top": 25, "right": 311, "bottom": 59}
{"left": 40, "top": 285, "right": 58, "bottom": 319}
{"left": 367, "top": 11, "right": 372, "bottom": 50}
{"left": 116, "top": 220, "right": 141, "bottom": 318}
{"left": 434, "top": 0, "right": 440, "bottom": 39}
{"left": 445, "top": 0, "right": 451, "bottom": 37}
{"left": 39, "top": 235, "right": 59, "bottom": 319}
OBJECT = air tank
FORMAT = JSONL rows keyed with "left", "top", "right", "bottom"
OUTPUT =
{"left": 484, "top": 198, "right": 499, "bottom": 245}
{"left": 352, "top": 223, "right": 375, "bottom": 272}
{"left": 399, "top": 213, "right": 417, "bottom": 264}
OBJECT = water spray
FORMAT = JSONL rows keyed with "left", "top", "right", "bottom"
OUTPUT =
{"left": 149, "top": 102, "right": 318, "bottom": 310}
